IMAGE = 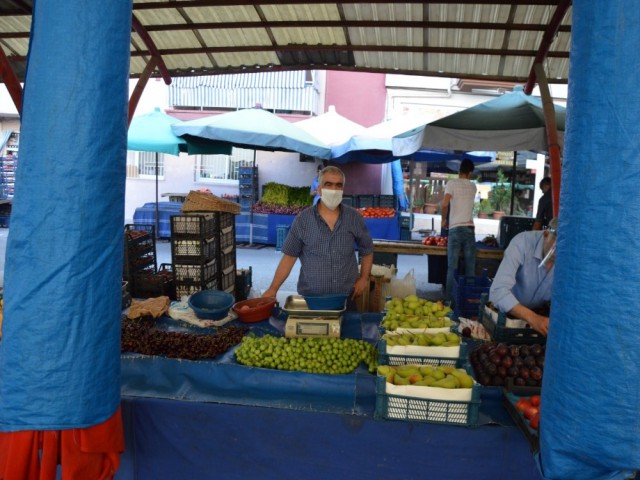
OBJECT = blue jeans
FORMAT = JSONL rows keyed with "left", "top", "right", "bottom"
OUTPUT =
{"left": 445, "top": 226, "right": 477, "bottom": 301}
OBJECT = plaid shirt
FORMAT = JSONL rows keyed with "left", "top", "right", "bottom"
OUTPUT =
{"left": 282, "top": 204, "right": 374, "bottom": 295}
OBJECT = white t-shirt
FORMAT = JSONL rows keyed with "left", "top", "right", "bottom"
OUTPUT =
{"left": 444, "top": 178, "right": 477, "bottom": 228}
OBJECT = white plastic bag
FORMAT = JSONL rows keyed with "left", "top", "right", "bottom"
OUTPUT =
{"left": 387, "top": 269, "right": 417, "bottom": 299}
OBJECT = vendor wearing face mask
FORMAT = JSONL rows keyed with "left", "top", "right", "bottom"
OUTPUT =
{"left": 489, "top": 217, "right": 558, "bottom": 336}
{"left": 263, "top": 166, "right": 374, "bottom": 306}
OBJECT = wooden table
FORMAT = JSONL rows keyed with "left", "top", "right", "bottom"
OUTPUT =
{"left": 373, "top": 240, "right": 504, "bottom": 260}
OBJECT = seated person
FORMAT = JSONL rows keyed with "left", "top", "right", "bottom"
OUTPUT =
{"left": 489, "top": 218, "right": 557, "bottom": 335}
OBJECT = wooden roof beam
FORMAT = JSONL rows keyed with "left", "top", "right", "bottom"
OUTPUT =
{"left": 0, "top": 46, "right": 22, "bottom": 114}
{"left": 131, "top": 14, "right": 172, "bottom": 85}
{"left": 523, "top": 0, "right": 572, "bottom": 94}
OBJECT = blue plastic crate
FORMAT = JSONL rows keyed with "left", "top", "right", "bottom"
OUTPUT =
{"left": 452, "top": 270, "right": 492, "bottom": 320}
{"left": 374, "top": 375, "right": 481, "bottom": 427}
{"left": 275, "top": 224, "right": 290, "bottom": 251}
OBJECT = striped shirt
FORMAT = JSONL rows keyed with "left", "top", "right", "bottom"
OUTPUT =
{"left": 282, "top": 204, "right": 374, "bottom": 295}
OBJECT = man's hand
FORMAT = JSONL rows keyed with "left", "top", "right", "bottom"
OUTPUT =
{"left": 527, "top": 314, "right": 549, "bottom": 336}
{"left": 262, "top": 288, "right": 277, "bottom": 299}
{"left": 509, "top": 304, "right": 549, "bottom": 336}
{"left": 351, "top": 276, "right": 369, "bottom": 299}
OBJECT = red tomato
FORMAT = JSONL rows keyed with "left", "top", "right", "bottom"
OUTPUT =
{"left": 530, "top": 395, "right": 541, "bottom": 407}
{"left": 524, "top": 405, "right": 540, "bottom": 420}
{"left": 515, "top": 398, "right": 531, "bottom": 413}
{"left": 529, "top": 413, "right": 540, "bottom": 430}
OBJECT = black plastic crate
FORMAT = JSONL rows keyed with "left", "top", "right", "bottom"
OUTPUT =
{"left": 171, "top": 236, "right": 218, "bottom": 264}
{"left": 376, "top": 195, "right": 398, "bottom": 209}
{"left": 219, "top": 212, "right": 235, "bottom": 231}
{"left": 479, "top": 294, "right": 546, "bottom": 345}
{"left": 357, "top": 195, "right": 375, "bottom": 208}
{"left": 124, "top": 224, "right": 155, "bottom": 245}
{"left": 235, "top": 267, "right": 252, "bottom": 301}
{"left": 219, "top": 225, "right": 236, "bottom": 250}
{"left": 341, "top": 195, "right": 355, "bottom": 207}
{"left": 220, "top": 269, "right": 236, "bottom": 294}
{"left": 173, "top": 258, "right": 218, "bottom": 283}
{"left": 174, "top": 278, "right": 218, "bottom": 300}
{"left": 220, "top": 245, "right": 236, "bottom": 271}
{"left": 171, "top": 213, "right": 219, "bottom": 238}
{"left": 131, "top": 264, "right": 175, "bottom": 300}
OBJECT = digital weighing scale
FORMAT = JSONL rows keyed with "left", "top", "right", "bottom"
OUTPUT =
{"left": 282, "top": 295, "right": 344, "bottom": 338}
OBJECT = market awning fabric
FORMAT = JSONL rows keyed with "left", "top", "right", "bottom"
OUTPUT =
{"left": 417, "top": 86, "right": 566, "bottom": 153}
{"left": 0, "top": 4, "right": 127, "bottom": 464}
{"left": 172, "top": 107, "right": 332, "bottom": 159}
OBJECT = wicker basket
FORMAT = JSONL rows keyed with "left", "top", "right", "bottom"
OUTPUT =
{"left": 181, "top": 191, "right": 241, "bottom": 215}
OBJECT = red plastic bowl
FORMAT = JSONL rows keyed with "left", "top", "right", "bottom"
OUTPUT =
{"left": 232, "top": 297, "right": 276, "bottom": 323}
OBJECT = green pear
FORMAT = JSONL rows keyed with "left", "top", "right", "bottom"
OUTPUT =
{"left": 446, "top": 332, "right": 461, "bottom": 344}
{"left": 457, "top": 374, "right": 474, "bottom": 388}
{"left": 446, "top": 374, "right": 461, "bottom": 388}
{"left": 393, "top": 373, "right": 411, "bottom": 385}
{"left": 377, "top": 365, "right": 394, "bottom": 376}
{"left": 396, "top": 365, "right": 420, "bottom": 378}
{"left": 419, "top": 365, "right": 435, "bottom": 376}
{"left": 432, "top": 377, "right": 457, "bottom": 389}
{"left": 432, "top": 369, "right": 445, "bottom": 380}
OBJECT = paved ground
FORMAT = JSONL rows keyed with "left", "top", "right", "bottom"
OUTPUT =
{"left": 0, "top": 231, "right": 443, "bottom": 303}
{"left": 156, "top": 240, "right": 444, "bottom": 305}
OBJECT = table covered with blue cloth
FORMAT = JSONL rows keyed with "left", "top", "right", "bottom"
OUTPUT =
{"left": 235, "top": 213, "right": 401, "bottom": 244}
{"left": 117, "top": 312, "right": 542, "bottom": 480}
{"left": 132, "top": 201, "right": 183, "bottom": 238}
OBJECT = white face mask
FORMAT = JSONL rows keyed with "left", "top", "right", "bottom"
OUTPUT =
{"left": 320, "top": 189, "right": 343, "bottom": 210}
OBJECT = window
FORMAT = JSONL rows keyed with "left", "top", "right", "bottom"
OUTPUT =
{"left": 126, "top": 151, "right": 164, "bottom": 179}
{"left": 196, "top": 147, "right": 254, "bottom": 183}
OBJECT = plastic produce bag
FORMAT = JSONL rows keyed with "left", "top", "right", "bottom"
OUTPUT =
{"left": 387, "top": 269, "right": 417, "bottom": 299}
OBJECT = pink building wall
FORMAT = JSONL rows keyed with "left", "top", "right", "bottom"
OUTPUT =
{"left": 324, "top": 71, "right": 387, "bottom": 196}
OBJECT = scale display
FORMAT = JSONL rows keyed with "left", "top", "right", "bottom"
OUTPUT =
{"left": 285, "top": 316, "right": 342, "bottom": 338}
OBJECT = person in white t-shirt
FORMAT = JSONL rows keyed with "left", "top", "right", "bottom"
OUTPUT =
{"left": 441, "top": 159, "right": 477, "bottom": 302}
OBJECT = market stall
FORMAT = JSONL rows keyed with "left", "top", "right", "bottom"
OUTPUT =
{"left": 373, "top": 239, "right": 503, "bottom": 284}
{"left": 116, "top": 310, "right": 543, "bottom": 480}
{"left": 132, "top": 201, "right": 183, "bottom": 239}
{"left": 236, "top": 213, "right": 401, "bottom": 245}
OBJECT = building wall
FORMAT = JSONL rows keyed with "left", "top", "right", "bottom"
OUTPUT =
{"left": 323, "top": 71, "right": 388, "bottom": 196}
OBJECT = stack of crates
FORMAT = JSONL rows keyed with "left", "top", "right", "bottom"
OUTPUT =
{"left": 238, "top": 166, "right": 258, "bottom": 213}
{"left": 171, "top": 212, "right": 237, "bottom": 299}
{"left": 123, "top": 224, "right": 175, "bottom": 299}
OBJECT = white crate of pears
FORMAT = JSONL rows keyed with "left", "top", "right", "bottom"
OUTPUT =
{"left": 381, "top": 295, "right": 455, "bottom": 335}
{"left": 375, "top": 364, "right": 481, "bottom": 426}
{"left": 379, "top": 330, "right": 468, "bottom": 367}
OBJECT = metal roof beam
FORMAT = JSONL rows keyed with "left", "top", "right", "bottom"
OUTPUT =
{"left": 143, "top": 20, "right": 571, "bottom": 33}
{"left": 131, "top": 44, "right": 569, "bottom": 59}
{"left": 134, "top": 0, "right": 563, "bottom": 8}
